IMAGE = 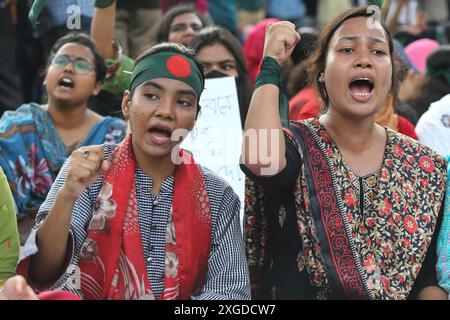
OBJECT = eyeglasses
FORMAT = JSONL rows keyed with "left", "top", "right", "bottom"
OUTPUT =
{"left": 51, "top": 54, "right": 95, "bottom": 75}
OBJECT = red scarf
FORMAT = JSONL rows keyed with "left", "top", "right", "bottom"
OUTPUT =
{"left": 78, "top": 135, "right": 211, "bottom": 300}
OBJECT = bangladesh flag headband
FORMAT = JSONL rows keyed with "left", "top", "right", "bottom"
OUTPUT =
{"left": 130, "top": 52, "right": 205, "bottom": 99}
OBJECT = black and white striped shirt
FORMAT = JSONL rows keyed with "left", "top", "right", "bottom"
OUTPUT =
{"left": 20, "top": 144, "right": 250, "bottom": 300}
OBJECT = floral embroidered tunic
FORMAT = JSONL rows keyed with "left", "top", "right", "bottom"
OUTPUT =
{"left": 242, "top": 119, "right": 447, "bottom": 300}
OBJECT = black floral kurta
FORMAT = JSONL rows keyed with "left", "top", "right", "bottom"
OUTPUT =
{"left": 242, "top": 119, "right": 447, "bottom": 300}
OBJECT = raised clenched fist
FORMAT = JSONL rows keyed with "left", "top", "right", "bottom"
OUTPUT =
{"left": 263, "top": 21, "right": 301, "bottom": 66}
{"left": 59, "top": 145, "right": 111, "bottom": 201}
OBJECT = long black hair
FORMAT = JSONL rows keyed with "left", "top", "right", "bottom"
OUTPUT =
{"left": 155, "top": 4, "right": 210, "bottom": 45}
{"left": 190, "top": 26, "right": 252, "bottom": 128}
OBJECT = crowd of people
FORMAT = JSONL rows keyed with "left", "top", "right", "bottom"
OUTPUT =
{"left": 0, "top": 0, "right": 450, "bottom": 300}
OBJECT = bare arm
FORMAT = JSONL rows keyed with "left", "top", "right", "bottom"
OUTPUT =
{"left": 387, "top": 0, "right": 407, "bottom": 31}
{"left": 242, "top": 21, "right": 300, "bottom": 177}
{"left": 91, "top": 1, "right": 117, "bottom": 60}
{"left": 0, "top": 276, "right": 38, "bottom": 300}
{"left": 417, "top": 286, "right": 448, "bottom": 300}
{"left": 29, "top": 146, "right": 110, "bottom": 283}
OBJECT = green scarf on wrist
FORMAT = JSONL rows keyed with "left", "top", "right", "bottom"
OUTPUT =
{"left": 95, "top": 0, "right": 116, "bottom": 8}
{"left": 28, "top": 0, "right": 46, "bottom": 24}
{"left": 254, "top": 56, "right": 290, "bottom": 129}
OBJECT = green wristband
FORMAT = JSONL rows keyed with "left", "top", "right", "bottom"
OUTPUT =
{"left": 254, "top": 56, "right": 290, "bottom": 129}
{"left": 95, "top": 0, "right": 115, "bottom": 8}
{"left": 28, "top": 0, "right": 46, "bottom": 24}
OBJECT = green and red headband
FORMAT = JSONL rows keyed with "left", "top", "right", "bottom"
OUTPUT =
{"left": 130, "top": 52, "right": 205, "bottom": 99}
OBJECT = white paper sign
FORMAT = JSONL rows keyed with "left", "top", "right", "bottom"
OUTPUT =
{"left": 182, "top": 77, "right": 245, "bottom": 228}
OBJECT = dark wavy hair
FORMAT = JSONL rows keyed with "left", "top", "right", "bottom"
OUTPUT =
{"left": 155, "top": 4, "right": 209, "bottom": 45}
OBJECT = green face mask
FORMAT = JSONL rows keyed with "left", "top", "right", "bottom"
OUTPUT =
{"left": 130, "top": 52, "right": 205, "bottom": 100}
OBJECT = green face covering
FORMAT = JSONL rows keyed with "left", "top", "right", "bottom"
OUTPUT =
{"left": 130, "top": 52, "right": 205, "bottom": 100}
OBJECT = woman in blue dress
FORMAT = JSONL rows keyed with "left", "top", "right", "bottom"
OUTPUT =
{"left": 0, "top": 33, "right": 127, "bottom": 218}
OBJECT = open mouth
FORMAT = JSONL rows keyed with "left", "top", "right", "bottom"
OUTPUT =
{"left": 349, "top": 77, "right": 374, "bottom": 100}
{"left": 58, "top": 77, "right": 75, "bottom": 89}
{"left": 147, "top": 124, "right": 173, "bottom": 145}
{"left": 149, "top": 125, "right": 172, "bottom": 137}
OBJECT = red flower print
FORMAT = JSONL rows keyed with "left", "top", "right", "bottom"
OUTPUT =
{"left": 393, "top": 193, "right": 400, "bottom": 202}
{"left": 414, "top": 265, "right": 421, "bottom": 275}
{"left": 380, "top": 198, "right": 392, "bottom": 215}
{"left": 404, "top": 216, "right": 418, "bottom": 234}
{"left": 386, "top": 159, "right": 394, "bottom": 167}
{"left": 347, "top": 213, "right": 353, "bottom": 223}
{"left": 393, "top": 144, "right": 404, "bottom": 157}
{"left": 367, "top": 218, "right": 376, "bottom": 228}
{"left": 380, "top": 168, "right": 389, "bottom": 181}
{"left": 382, "top": 243, "right": 392, "bottom": 255}
{"left": 404, "top": 185, "right": 414, "bottom": 197}
{"left": 364, "top": 254, "right": 376, "bottom": 273}
{"left": 402, "top": 238, "right": 410, "bottom": 248}
{"left": 345, "top": 189, "right": 357, "bottom": 207}
{"left": 326, "top": 147, "right": 333, "bottom": 157}
{"left": 419, "top": 156, "right": 435, "bottom": 173}
{"left": 380, "top": 276, "right": 391, "bottom": 291}
{"left": 436, "top": 203, "right": 441, "bottom": 214}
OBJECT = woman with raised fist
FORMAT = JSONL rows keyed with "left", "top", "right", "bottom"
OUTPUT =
{"left": 240, "top": 7, "right": 448, "bottom": 300}
{"left": 17, "top": 42, "right": 250, "bottom": 300}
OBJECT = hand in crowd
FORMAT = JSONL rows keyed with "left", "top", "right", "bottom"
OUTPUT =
{"left": 0, "top": 276, "right": 38, "bottom": 300}
{"left": 263, "top": 21, "right": 301, "bottom": 67}
{"left": 60, "top": 146, "right": 111, "bottom": 201}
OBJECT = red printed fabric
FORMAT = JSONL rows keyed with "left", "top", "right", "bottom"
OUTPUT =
{"left": 79, "top": 134, "right": 211, "bottom": 300}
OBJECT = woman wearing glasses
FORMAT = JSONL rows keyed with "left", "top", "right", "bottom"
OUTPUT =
{"left": 0, "top": 33, "right": 127, "bottom": 220}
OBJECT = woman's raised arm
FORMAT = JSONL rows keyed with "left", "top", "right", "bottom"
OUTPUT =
{"left": 242, "top": 21, "right": 300, "bottom": 177}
